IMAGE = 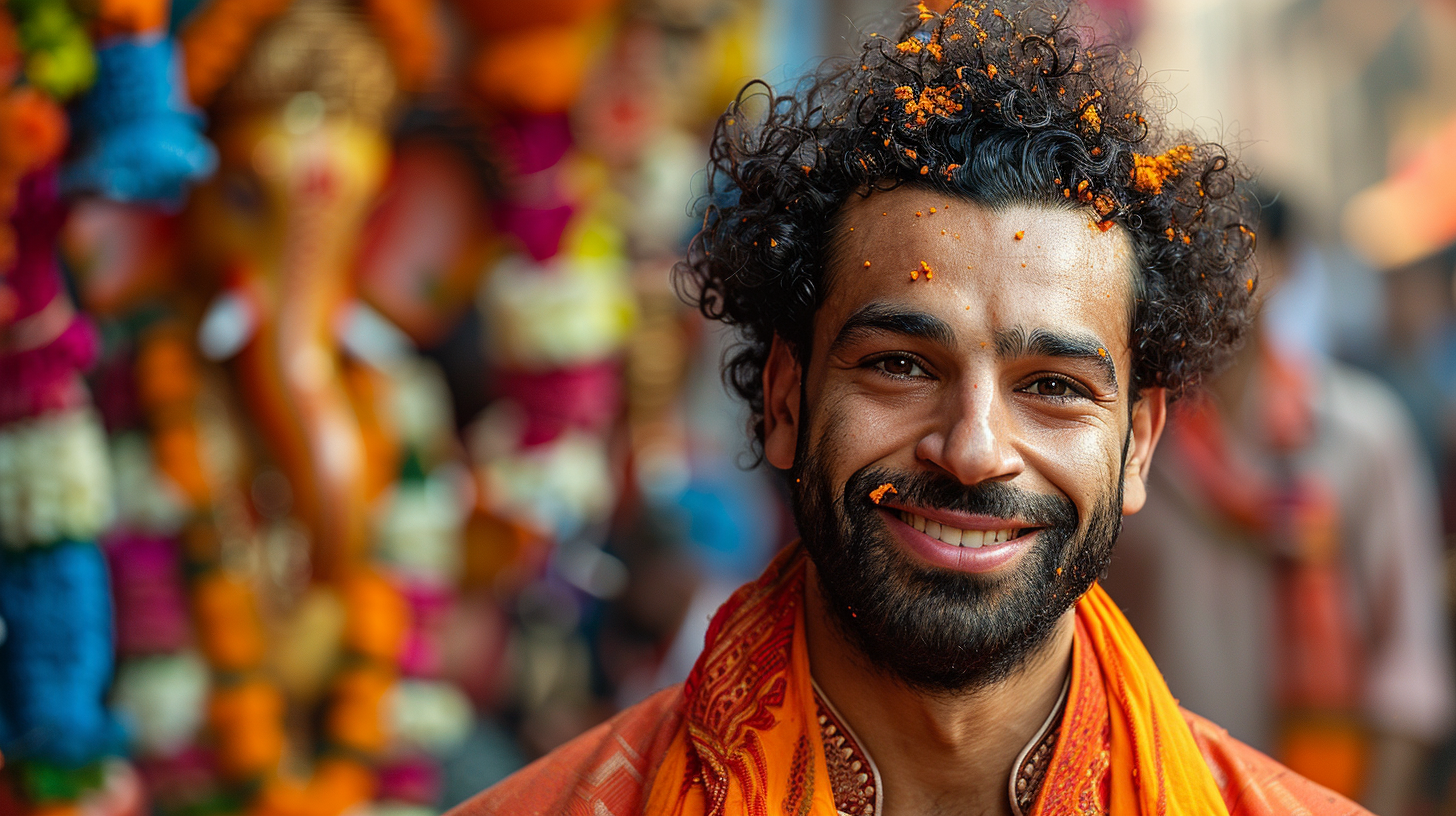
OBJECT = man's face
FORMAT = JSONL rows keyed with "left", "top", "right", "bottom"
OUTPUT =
{"left": 762, "top": 187, "right": 1165, "bottom": 693}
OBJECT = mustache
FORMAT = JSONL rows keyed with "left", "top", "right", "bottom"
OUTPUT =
{"left": 844, "top": 467, "right": 1078, "bottom": 530}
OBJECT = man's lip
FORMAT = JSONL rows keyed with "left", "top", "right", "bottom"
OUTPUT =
{"left": 877, "top": 502, "right": 1044, "bottom": 533}
{"left": 881, "top": 509, "right": 1039, "bottom": 574}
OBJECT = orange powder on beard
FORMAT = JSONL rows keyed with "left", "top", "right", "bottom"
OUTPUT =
{"left": 870, "top": 483, "right": 898, "bottom": 503}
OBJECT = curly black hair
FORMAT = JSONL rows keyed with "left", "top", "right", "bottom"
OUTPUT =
{"left": 674, "top": 0, "right": 1257, "bottom": 454}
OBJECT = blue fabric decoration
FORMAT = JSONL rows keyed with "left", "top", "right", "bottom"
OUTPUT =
{"left": 673, "top": 464, "right": 778, "bottom": 582}
{"left": 63, "top": 35, "right": 217, "bottom": 207}
{"left": 0, "top": 541, "right": 125, "bottom": 765}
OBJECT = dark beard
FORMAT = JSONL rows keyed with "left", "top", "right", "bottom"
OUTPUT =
{"left": 793, "top": 444, "right": 1125, "bottom": 696}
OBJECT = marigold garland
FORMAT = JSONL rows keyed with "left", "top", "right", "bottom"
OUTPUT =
{"left": 92, "top": 0, "right": 170, "bottom": 40}
{"left": 133, "top": 326, "right": 414, "bottom": 816}
{"left": 472, "top": 25, "right": 593, "bottom": 114}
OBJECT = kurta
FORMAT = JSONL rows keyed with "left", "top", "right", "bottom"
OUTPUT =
{"left": 452, "top": 544, "right": 1367, "bottom": 816}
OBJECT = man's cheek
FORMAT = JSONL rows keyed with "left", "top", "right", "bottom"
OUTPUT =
{"left": 814, "top": 393, "right": 924, "bottom": 471}
{"left": 1023, "top": 425, "right": 1123, "bottom": 488}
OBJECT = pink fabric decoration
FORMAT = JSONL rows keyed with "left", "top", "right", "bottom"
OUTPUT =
{"left": 106, "top": 533, "right": 192, "bottom": 657}
{"left": 497, "top": 362, "right": 622, "bottom": 447}
{"left": 0, "top": 167, "right": 99, "bottom": 424}
{"left": 398, "top": 581, "right": 455, "bottom": 679}
{"left": 136, "top": 746, "right": 215, "bottom": 801}
{"left": 495, "top": 201, "right": 575, "bottom": 262}
{"left": 376, "top": 755, "right": 442, "bottom": 805}
{"left": 491, "top": 114, "right": 572, "bottom": 175}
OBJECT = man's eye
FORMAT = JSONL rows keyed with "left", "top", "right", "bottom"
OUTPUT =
{"left": 874, "top": 356, "right": 929, "bottom": 378}
{"left": 1023, "top": 376, "right": 1081, "bottom": 398}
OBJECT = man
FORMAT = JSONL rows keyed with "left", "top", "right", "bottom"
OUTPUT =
{"left": 455, "top": 1, "right": 1368, "bottom": 813}
{"left": 1105, "top": 196, "right": 1452, "bottom": 811}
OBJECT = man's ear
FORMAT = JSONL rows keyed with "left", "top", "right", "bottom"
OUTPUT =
{"left": 1121, "top": 387, "right": 1167, "bottom": 515}
{"left": 762, "top": 335, "right": 803, "bottom": 470}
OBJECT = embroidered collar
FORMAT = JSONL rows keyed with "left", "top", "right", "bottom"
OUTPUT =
{"left": 812, "top": 676, "right": 1070, "bottom": 816}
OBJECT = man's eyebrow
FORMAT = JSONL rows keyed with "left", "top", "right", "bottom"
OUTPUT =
{"left": 829, "top": 303, "right": 957, "bottom": 354}
{"left": 994, "top": 325, "right": 1118, "bottom": 390}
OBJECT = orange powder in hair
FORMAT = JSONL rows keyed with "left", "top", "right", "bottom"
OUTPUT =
{"left": 1131, "top": 145, "right": 1195, "bottom": 195}
{"left": 896, "top": 84, "right": 962, "bottom": 128}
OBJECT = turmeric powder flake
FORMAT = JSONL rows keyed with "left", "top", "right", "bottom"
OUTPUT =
{"left": 1130, "top": 145, "right": 1195, "bottom": 196}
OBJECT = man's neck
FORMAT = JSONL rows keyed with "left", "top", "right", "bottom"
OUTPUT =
{"left": 803, "top": 560, "right": 1075, "bottom": 816}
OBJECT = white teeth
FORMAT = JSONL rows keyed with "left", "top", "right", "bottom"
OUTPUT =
{"left": 897, "top": 510, "right": 1018, "bottom": 548}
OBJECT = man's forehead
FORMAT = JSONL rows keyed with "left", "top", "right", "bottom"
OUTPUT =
{"left": 816, "top": 187, "right": 1138, "bottom": 354}
{"left": 826, "top": 188, "right": 1135, "bottom": 313}
{"left": 837, "top": 186, "right": 1131, "bottom": 264}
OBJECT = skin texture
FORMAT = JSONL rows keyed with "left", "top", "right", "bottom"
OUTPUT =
{"left": 762, "top": 187, "right": 1168, "bottom": 816}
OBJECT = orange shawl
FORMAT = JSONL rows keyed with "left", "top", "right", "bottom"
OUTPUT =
{"left": 644, "top": 544, "right": 1231, "bottom": 816}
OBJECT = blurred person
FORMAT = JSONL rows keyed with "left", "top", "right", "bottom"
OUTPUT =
{"left": 1367, "top": 251, "right": 1456, "bottom": 530}
{"left": 1105, "top": 195, "right": 1454, "bottom": 813}
{"left": 451, "top": 1, "right": 1370, "bottom": 814}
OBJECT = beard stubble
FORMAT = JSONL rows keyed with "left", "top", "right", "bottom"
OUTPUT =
{"left": 791, "top": 428, "right": 1127, "bottom": 696}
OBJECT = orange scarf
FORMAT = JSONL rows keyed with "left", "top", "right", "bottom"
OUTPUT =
{"left": 643, "top": 544, "right": 1230, "bottom": 816}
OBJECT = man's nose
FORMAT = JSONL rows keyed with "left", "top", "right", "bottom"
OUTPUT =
{"left": 913, "top": 381, "right": 1025, "bottom": 485}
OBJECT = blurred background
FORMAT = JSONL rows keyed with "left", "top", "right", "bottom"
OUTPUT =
{"left": 2, "top": 0, "right": 1456, "bottom": 814}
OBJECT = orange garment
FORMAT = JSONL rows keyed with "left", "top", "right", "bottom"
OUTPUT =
{"left": 455, "top": 544, "right": 1367, "bottom": 816}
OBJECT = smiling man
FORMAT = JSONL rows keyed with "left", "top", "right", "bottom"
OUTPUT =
{"left": 455, "top": 1, "right": 1370, "bottom": 815}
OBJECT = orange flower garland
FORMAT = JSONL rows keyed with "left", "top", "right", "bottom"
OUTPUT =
{"left": 471, "top": 25, "right": 594, "bottom": 114}
{"left": 92, "top": 0, "right": 170, "bottom": 40}
{"left": 207, "top": 680, "right": 288, "bottom": 778}
{"left": 132, "top": 326, "right": 408, "bottom": 815}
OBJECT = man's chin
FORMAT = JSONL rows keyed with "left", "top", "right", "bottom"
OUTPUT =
{"left": 809, "top": 535, "right": 1071, "bottom": 694}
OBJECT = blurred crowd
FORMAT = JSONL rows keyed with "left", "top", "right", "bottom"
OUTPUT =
{"left": 3, "top": 0, "right": 1456, "bottom": 815}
